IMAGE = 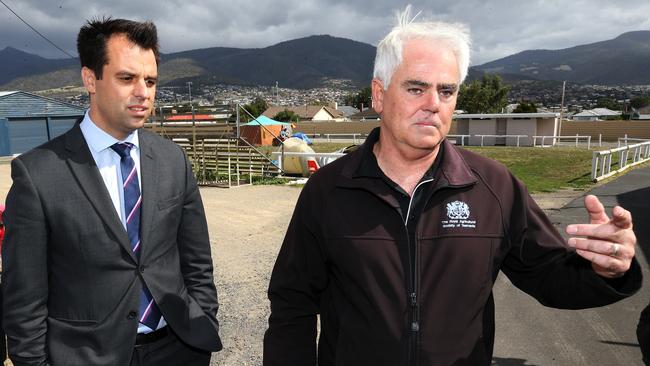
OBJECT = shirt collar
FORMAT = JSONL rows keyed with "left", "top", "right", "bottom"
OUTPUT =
{"left": 79, "top": 110, "right": 140, "bottom": 153}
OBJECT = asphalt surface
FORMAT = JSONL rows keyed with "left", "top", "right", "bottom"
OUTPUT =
{"left": 492, "top": 165, "right": 650, "bottom": 366}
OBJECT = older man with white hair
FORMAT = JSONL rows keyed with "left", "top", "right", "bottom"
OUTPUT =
{"left": 264, "top": 6, "right": 641, "bottom": 366}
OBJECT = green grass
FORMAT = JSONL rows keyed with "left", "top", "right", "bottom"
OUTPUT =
{"left": 256, "top": 142, "right": 353, "bottom": 156}
{"left": 310, "top": 142, "right": 355, "bottom": 153}
{"left": 463, "top": 146, "right": 594, "bottom": 193}
{"left": 253, "top": 143, "right": 598, "bottom": 193}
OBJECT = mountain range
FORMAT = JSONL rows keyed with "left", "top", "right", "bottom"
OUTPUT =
{"left": 473, "top": 31, "right": 650, "bottom": 85}
{"left": 1, "top": 31, "right": 649, "bottom": 91}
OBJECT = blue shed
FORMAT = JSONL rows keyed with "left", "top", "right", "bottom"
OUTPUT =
{"left": 0, "top": 91, "right": 85, "bottom": 156}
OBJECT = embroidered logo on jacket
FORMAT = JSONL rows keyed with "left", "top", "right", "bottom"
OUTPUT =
{"left": 446, "top": 201, "right": 470, "bottom": 219}
{"left": 442, "top": 201, "right": 476, "bottom": 228}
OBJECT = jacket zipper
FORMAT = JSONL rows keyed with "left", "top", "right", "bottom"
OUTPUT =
{"left": 404, "top": 178, "right": 434, "bottom": 366}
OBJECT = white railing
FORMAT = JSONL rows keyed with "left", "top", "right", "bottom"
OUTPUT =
{"left": 474, "top": 134, "right": 529, "bottom": 147}
{"left": 447, "top": 134, "right": 470, "bottom": 146}
{"left": 617, "top": 135, "right": 650, "bottom": 147}
{"left": 317, "top": 133, "right": 367, "bottom": 144}
{"left": 533, "top": 135, "right": 592, "bottom": 149}
{"left": 591, "top": 141, "right": 650, "bottom": 181}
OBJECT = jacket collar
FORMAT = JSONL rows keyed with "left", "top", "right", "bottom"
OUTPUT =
{"left": 338, "top": 127, "right": 477, "bottom": 189}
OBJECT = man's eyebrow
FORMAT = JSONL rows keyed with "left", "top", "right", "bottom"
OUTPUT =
{"left": 402, "top": 79, "right": 432, "bottom": 88}
{"left": 438, "top": 83, "right": 458, "bottom": 91}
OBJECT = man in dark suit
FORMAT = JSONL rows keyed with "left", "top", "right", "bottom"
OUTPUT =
{"left": 1, "top": 18, "right": 222, "bottom": 365}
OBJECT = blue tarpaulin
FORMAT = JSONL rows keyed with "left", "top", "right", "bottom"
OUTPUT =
{"left": 243, "top": 115, "right": 291, "bottom": 126}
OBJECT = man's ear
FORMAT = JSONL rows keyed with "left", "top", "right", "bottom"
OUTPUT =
{"left": 371, "top": 78, "right": 385, "bottom": 113}
{"left": 81, "top": 67, "right": 97, "bottom": 94}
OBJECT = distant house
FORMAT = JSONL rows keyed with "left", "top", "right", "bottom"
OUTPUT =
{"left": 453, "top": 113, "right": 559, "bottom": 147}
{"left": 262, "top": 105, "right": 345, "bottom": 122}
{"left": 337, "top": 105, "right": 359, "bottom": 118}
{"left": 349, "top": 107, "right": 381, "bottom": 121}
{"left": 0, "top": 90, "right": 85, "bottom": 156}
{"left": 572, "top": 108, "right": 621, "bottom": 121}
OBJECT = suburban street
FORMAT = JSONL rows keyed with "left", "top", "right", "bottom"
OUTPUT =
{"left": 492, "top": 165, "right": 650, "bottom": 365}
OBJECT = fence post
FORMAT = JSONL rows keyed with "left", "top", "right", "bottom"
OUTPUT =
{"left": 599, "top": 134, "right": 601, "bottom": 147}
{"left": 591, "top": 152, "right": 598, "bottom": 181}
{"left": 587, "top": 136, "right": 591, "bottom": 150}
{"left": 619, "top": 150, "right": 625, "bottom": 170}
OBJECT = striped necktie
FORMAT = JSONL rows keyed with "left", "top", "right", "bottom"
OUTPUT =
{"left": 111, "top": 142, "right": 162, "bottom": 330}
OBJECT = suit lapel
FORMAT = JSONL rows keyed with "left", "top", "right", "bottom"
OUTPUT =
{"left": 64, "top": 124, "right": 136, "bottom": 262}
{"left": 139, "top": 131, "right": 159, "bottom": 261}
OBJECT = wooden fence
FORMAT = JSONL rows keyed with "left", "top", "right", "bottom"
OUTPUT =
{"left": 560, "top": 120, "right": 650, "bottom": 141}
{"left": 145, "top": 120, "right": 650, "bottom": 145}
{"left": 293, "top": 121, "right": 381, "bottom": 136}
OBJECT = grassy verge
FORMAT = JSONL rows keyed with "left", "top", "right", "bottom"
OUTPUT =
{"left": 463, "top": 146, "right": 594, "bottom": 193}
{"left": 258, "top": 142, "right": 598, "bottom": 193}
{"left": 310, "top": 142, "right": 355, "bottom": 153}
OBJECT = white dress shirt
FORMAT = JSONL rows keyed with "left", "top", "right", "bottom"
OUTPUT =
{"left": 79, "top": 112, "right": 165, "bottom": 333}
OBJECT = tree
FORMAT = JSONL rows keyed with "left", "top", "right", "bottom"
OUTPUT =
{"left": 273, "top": 109, "right": 299, "bottom": 122}
{"left": 241, "top": 97, "right": 268, "bottom": 120}
{"left": 594, "top": 98, "right": 621, "bottom": 111}
{"left": 513, "top": 101, "right": 537, "bottom": 113}
{"left": 345, "top": 86, "right": 372, "bottom": 110}
{"left": 630, "top": 96, "right": 650, "bottom": 109}
{"left": 456, "top": 74, "right": 509, "bottom": 114}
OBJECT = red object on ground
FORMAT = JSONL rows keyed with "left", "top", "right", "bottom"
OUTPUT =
{"left": 307, "top": 159, "right": 319, "bottom": 175}
{"left": 0, "top": 204, "right": 5, "bottom": 248}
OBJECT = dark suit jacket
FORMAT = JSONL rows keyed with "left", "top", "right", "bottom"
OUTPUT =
{"left": 1, "top": 124, "right": 223, "bottom": 365}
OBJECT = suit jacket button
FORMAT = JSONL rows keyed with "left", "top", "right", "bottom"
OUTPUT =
{"left": 139, "top": 265, "right": 145, "bottom": 273}
{"left": 127, "top": 311, "right": 137, "bottom": 319}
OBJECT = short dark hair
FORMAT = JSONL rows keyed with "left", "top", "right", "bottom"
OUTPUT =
{"left": 77, "top": 17, "right": 160, "bottom": 79}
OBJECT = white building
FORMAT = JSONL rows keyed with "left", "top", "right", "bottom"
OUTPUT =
{"left": 453, "top": 113, "right": 559, "bottom": 147}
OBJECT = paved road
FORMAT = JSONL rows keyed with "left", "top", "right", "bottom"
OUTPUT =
{"left": 492, "top": 165, "right": 650, "bottom": 366}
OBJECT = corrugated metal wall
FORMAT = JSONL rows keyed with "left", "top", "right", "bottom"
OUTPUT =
{"left": 0, "top": 116, "right": 81, "bottom": 156}
{"left": 0, "top": 91, "right": 84, "bottom": 156}
{"left": 0, "top": 91, "right": 84, "bottom": 117}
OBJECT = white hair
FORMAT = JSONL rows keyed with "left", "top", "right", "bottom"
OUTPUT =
{"left": 373, "top": 5, "right": 471, "bottom": 89}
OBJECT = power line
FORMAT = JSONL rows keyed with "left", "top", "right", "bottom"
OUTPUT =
{"left": 0, "top": 0, "right": 75, "bottom": 58}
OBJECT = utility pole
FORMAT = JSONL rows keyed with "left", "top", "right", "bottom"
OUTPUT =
{"left": 557, "top": 80, "right": 566, "bottom": 144}
{"left": 187, "top": 81, "right": 196, "bottom": 154}
{"left": 187, "top": 81, "right": 193, "bottom": 107}
{"left": 275, "top": 81, "right": 279, "bottom": 105}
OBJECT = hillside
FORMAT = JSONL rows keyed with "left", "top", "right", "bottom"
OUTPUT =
{"left": 0, "top": 35, "right": 376, "bottom": 90}
{"left": 3, "top": 31, "right": 650, "bottom": 91}
{"left": 472, "top": 31, "right": 650, "bottom": 85}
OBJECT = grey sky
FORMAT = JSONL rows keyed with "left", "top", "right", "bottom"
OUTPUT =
{"left": 1, "top": 0, "right": 649, "bottom": 65}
